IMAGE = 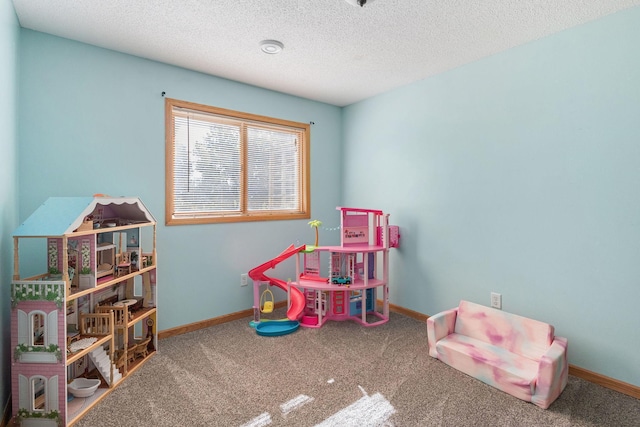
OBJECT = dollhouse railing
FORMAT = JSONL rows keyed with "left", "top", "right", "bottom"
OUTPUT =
{"left": 11, "top": 280, "right": 65, "bottom": 308}
{"left": 68, "top": 312, "right": 114, "bottom": 366}
{"left": 79, "top": 312, "right": 114, "bottom": 336}
{"left": 95, "top": 304, "right": 128, "bottom": 327}
{"left": 95, "top": 304, "right": 129, "bottom": 376}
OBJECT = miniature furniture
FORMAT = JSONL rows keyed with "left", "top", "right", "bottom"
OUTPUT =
{"left": 116, "top": 251, "right": 132, "bottom": 276}
{"left": 427, "top": 300, "right": 568, "bottom": 409}
{"left": 10, "top": 196, "right": 158, "bottom": 426}
{"left": 96, "top": 242, "right": 116, "bottom": 279}
{"left": 67, "top": 378, "right": 101, "bottom": 398}
{"left": 128, "top": 337, "right": 151, "bottom": 363}
{"left": 260, "top": 288, "right": 275, "bottom": 313}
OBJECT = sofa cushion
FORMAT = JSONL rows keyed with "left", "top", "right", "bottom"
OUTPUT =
{"left": 436, "top": 333, "right": 539, "bottom": 402}
{"left": 454, "top": 300, "right": 554, "bottom": 361}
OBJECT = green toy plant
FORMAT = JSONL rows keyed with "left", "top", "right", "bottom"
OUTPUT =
{"left": 16, "top": 408, "right": 61, "bottom": 426}
{"left": 308, "top": 219, "right": 322, "bottom": 246}
{"left": 14, "top": 343, "right": 62, "bottom": 362}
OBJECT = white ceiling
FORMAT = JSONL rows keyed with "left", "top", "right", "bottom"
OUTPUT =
{"left": 12, "top": 0, "right": 640, "bottom": 106}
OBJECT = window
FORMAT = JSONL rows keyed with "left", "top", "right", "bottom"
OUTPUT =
{"left": 18, "top": 374, "right": 58, "bottom": 414}
{"left": 30, "top": 312, "right": 45, "bottom": 346}
{"left": 165, "top": 98, "right": 310, "bottom": 225}
{"left": 31, "top": 376, "right": 46, "bottom": 412}
{"left": 17, "top": 309, "right": 58, "bottom": 350}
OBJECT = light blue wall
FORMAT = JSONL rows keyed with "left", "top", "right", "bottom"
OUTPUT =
{"left": 18, "top": 30, "right": 342, "bottom": 331}
{"left": 0, "top": 0, "right": 19, "bottom": 418}
{"left": 343, "top": 7, "right": 640, "bottom": 387}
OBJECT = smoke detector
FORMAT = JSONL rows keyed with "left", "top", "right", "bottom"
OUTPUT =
{"left": 259, "top": 40, "right": 284, "bottom": 54}
{"left": 344, "top": 0, "right": 376, "bottom": 7}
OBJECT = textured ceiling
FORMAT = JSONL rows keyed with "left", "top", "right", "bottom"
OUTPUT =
{"left": 12, "top": 0, "right": 640, "bottom": 106}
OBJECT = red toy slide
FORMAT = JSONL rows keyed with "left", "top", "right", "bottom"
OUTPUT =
{"left": 248, "top": 244, "right": 306, "bottom": 321}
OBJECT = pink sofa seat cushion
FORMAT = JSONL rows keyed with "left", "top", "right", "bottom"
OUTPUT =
{"left": 454, "top": 300, "right": 554, "bottom": 361}
{"left": 436, "top": 333, "right": 539, "bottom": 402}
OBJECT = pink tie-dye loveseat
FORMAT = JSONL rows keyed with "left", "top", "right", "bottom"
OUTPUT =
{"left": 427, "top": 300, "right": 568, "bottom": 409}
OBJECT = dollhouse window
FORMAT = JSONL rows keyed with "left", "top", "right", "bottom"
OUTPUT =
{"left": 31, "top": 376, "right": 47, "bottom": 411}
{"left": 18, "top": 310, "right": 58, "bottom": 348}
{"left": 31, "top": 312, "right": 46, "bottom": 346}
{"left": 19, "top": 374, "right": 59, "bottom": 413}
{"left": 166, "top": 98, "right": 310, "bottom": 225}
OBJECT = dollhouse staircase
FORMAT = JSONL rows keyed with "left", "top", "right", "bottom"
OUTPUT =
{"left": 89, "top": 346, "right": 122, "bottom": 386}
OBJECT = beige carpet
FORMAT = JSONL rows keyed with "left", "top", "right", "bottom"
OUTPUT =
{"left": 74, "top": 310, "right": 640, "bottom": 426}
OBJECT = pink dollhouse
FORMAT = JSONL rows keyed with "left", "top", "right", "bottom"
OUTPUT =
{"left": 10, "top": 196, "right": 158, "bottom": 426}
{"left": 250, "top": 207, "right": 399, "bottom": 329}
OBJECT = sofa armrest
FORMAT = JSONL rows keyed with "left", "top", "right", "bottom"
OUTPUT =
{"left": 426, "top": 307, "right": 458, "bottom": 358}
{"left": 532, "top": 336, "right": 568, "bottom": 409}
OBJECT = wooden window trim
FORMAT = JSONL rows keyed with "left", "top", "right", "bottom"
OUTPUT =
{"left": 165, "top": 98, "right": 310, "bottom": 225}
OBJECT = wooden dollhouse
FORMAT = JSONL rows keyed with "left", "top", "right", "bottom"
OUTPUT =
{"left": 10, "top": 196, "right": 158, "bottom": 427}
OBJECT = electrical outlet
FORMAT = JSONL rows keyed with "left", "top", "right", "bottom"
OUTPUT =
{"left": 240, "top": 273, "right": 248, "bottom": 287}
{"left": 491, "top": 292, "right": 502, "bottom": 309}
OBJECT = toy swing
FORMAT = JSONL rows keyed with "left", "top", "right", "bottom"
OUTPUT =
{"left": 260, "top": 288, "right": 274, "bottom": 313}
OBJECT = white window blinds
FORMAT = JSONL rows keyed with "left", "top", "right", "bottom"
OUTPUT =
{"left": 166, "top": 99, "right": 309, "bottom": 224}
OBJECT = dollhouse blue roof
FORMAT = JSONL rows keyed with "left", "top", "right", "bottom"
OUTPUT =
{"left": 13, "top": 197, "right": 156, "bottom": 237}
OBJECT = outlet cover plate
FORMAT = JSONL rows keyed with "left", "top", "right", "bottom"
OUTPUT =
{"left": 491, "top": 292, "right": 502, "bottom": 309}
